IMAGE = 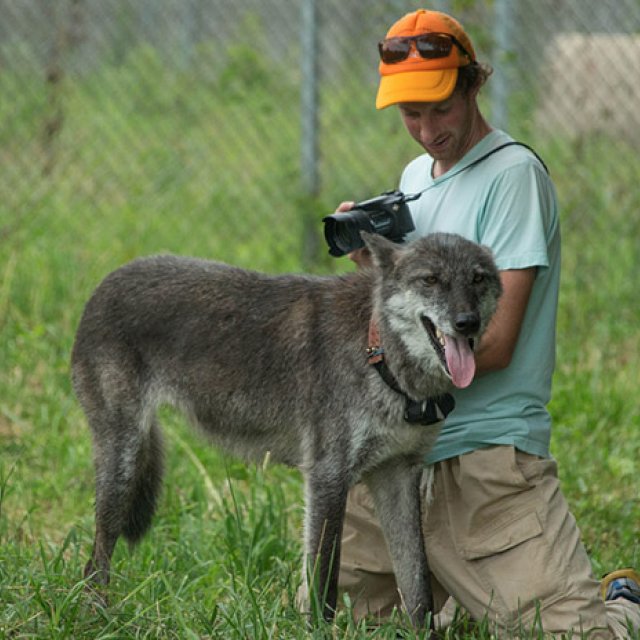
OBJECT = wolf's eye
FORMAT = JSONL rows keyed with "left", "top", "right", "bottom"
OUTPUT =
{"left": 423, "top": 275, "right": 438, "bottom": 286}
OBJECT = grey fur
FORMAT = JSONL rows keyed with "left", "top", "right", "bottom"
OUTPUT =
{"left": 72, "top": 231, "right": 501, "bottom": 627}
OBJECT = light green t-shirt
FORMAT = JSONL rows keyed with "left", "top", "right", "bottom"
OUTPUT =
{"left": 399, "top": 129, "right": 561, "bottom": 463}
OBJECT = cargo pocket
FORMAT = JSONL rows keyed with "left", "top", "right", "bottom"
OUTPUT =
{"left": 458, "top": 509, "right": 543, "bottom": 561}
{"left": 449, "top": 446, "right": 545, "bottom": 551}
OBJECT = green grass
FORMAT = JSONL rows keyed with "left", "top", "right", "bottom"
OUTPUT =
{"left": 1, "top": 54, "right": 639, "bottom": 638}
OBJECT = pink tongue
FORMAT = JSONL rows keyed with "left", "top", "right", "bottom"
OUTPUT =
{"left": 444, "top": 335, "right": 476, "bottom": 388}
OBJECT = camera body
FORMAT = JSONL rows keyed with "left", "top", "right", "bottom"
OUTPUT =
{"left": 322, "top": 190, "right": 415, "bottom": 257}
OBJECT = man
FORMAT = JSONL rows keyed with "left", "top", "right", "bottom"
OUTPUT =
{"left": 337, "top": 9, "right": 640, "bottom": 638}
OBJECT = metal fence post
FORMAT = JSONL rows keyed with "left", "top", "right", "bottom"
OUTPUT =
{"left": 491, "top": 0, "right": 512, "bottom": 131}
{"left": 300, "top": 0, "right": 322, "bottom": 266}
{"left": 300, "top": 0, "right": 319, "bottom": 197}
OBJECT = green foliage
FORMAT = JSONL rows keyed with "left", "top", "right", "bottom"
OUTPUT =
{"left": 0, "top": 39, "right": 639, "bottom": 640}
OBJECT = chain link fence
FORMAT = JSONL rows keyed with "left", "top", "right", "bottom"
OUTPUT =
{"left": 1, "top": 0, "right": 640, "bottom": 270}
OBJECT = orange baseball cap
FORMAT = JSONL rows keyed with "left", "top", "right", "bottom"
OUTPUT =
{"left": 376, "top": 9, "right": 476, "bottom": 109}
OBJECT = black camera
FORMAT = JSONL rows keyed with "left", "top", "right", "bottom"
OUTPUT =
{"left": 322, "top": 190, "right": 416, "bottom": 257}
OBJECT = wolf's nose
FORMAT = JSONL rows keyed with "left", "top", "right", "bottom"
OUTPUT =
{"left": 455, "top": 312, "right": 480, "bottom": 335}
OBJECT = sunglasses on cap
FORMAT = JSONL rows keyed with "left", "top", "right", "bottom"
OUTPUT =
{"left": 378, "top": 32, "right": 472, "bottom": 64}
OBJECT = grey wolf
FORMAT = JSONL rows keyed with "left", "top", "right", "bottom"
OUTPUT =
{"left": 71, "top": 231, "right": 501, "bottom": 627}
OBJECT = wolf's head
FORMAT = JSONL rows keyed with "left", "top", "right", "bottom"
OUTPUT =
{"left": 363, "top": 232, "right": 502, "bottom": 391}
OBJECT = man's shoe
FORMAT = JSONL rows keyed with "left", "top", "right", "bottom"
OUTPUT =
{"left": 602, "top": 568, "right": 640, "bottom": 605}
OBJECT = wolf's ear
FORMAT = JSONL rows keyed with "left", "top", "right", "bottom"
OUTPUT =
{"left": 361, "top": 232, "right": 400, "bottom": 273}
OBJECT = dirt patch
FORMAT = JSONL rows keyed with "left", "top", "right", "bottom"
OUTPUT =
{"left": 535, "top": 33, "right": 640, "bottom": 146}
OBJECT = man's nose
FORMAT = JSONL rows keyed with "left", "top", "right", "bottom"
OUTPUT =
{"left": 417, "top": 115, "right": 438, "bottom": 143}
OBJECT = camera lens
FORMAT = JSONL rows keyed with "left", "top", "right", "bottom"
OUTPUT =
{"left": 334, "top": 218, "right": 362, "bottom": 253}
{"left": 323, "top": 211, "right": 369, "bottom": 257}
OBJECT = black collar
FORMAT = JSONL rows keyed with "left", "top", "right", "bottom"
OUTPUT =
{"left": 367, "top": 319, "right": 455, "bottom": 426}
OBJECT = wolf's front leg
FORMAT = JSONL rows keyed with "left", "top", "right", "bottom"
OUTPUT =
{"left": 300, "top": 471, "right": 349, "bottom": 623}
{"left": 366, "top": 462, "right": 433, "bottom": 628}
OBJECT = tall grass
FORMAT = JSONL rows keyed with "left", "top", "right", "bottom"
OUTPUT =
{"left": 0, "top": 53, "right": 638, "bottom": 638}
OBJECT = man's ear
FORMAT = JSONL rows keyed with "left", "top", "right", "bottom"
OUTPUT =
{"left": 361, "top": 232, "right": 400, "bottom": 273}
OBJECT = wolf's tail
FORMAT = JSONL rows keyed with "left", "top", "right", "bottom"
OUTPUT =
{"left": 122, "top": 419, "right": 165, "bottom": 543}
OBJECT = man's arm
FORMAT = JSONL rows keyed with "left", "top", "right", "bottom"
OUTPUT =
{"left": 474, "top": 268, "right": 536, "bottom": 373}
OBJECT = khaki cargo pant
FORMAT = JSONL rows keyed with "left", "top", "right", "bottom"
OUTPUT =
{"left": 339, "top": 446, "right": 640, "bottom": 638}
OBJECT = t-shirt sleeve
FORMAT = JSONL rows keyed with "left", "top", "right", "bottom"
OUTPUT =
{"left": 478, "top": 163, "right": 557, "bottom": 271}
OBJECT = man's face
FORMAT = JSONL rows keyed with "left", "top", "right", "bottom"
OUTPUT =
{"left": 398, "top": 87, "right": 481, "bottom": 172}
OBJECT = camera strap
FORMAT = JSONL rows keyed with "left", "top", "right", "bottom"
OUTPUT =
{"left": 405, "top": 141, "right": 549, "bottom": 203}
{"left": 367, "top": 318, "right": 455, "bottom": 426}
{"left": 455, "top": 141, "right": 549, "bottom": 175}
